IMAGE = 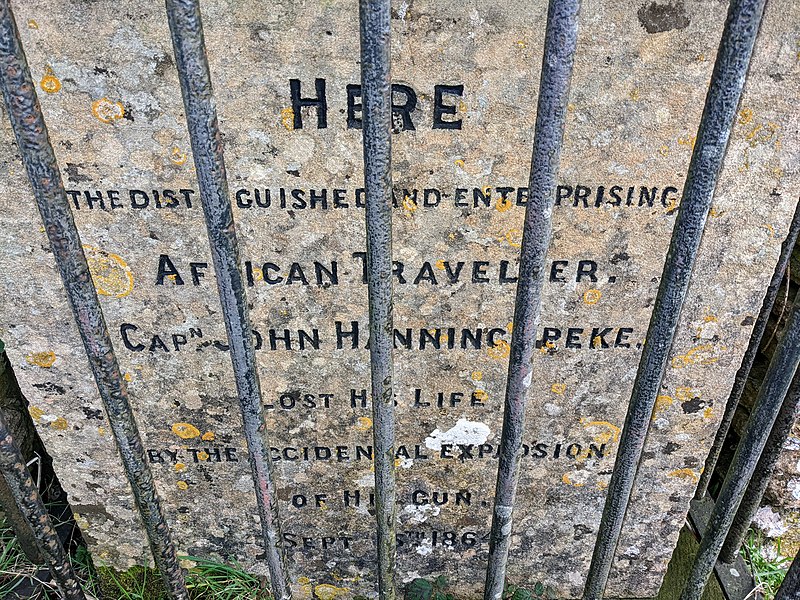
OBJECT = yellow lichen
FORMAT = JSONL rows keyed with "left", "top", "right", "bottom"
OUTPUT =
{"left": 83, "top": 245, "right": 134, "bottom": 298}
{"left": 50, "top": 417, "right": 68, "bottom": 431}
{"left": 91, "top": 98, "right": 125, "bottom": 123}
{"left": 27, "top": 351, "right": 56, "bottom": 368}
{"left": 171, "top": 422, "right": 201, "bottom": 439}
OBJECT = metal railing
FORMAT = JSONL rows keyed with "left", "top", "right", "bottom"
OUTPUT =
{"left": 0, "top": 0, "right": 797, "bottom": 599}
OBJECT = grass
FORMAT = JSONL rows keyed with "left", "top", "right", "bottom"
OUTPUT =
{"left": 741, "top": 530, "right": 792, "bottom": 600}
{"left": 0, "top": 515, "right": 270, "bottom": 599}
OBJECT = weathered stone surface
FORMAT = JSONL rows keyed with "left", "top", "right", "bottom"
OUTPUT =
{"left": 0, "top": 0, "right": 798, "bottom": 597}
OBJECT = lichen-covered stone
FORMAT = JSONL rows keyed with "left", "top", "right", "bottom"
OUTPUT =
{"left": 0, "top": 1, "right": 798, "bottom": 597}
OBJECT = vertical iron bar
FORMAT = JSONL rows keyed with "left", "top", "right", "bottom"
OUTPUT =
{"left": 696, "top": 198, "right": 800, "bottom": 500}
{"left": 0, "top": 3, "right": 189, "bottom": 598}
{"left": 680, "top": 292, "right": 800, "bottom": 600}
{"left": 358, "top": 2, "right": 396, "bottom": 599}
{"left": 775, "top": 549, "right": 800, "bottom": 600}
{"left": 583, "top": 1, "right": 766, "bottom": 597}
{"left": 0, "top": 409, "right": 86, "bottom": 600}
{"left": 718, "top": 362, "right": 800, "bottom": 563}
{"left": 483, "top": 2, "right": 580, "bottom": 599}
{"left": 163, "top": 2, "right": 291, "bottom": 599}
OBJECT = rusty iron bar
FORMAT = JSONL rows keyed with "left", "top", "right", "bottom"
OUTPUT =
{"left": 583, "top": 0, "right": 766, "bottom": 597}
{"left": 482, "top": 2, "right": 581, "bottom": 599}
{"left": 775, "top": 548, "right": 800, "bottom": 600}
{"left": 0, "top": 409, "right": 86, "bottom": 600}
{"left": 164, "top": 2, "right": 292, "bottom": 598}
{"left": 719, "top": 365, "right": 800, "bottom": 563}
{"left": 0, "top": 2, "right": 189, "bottom": 597}
{"left": 358, "top": 1, "right": 396, "bottom": 598}
{"left": 696, "top": 198, "right": 800, "bottom": 500}
{"left": 680, "top": 290, "right": 800, "bottom": 599}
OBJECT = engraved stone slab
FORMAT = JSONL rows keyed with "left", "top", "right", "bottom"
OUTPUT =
{"left": 0, "top": 0, "right": 798, "bottom": 597}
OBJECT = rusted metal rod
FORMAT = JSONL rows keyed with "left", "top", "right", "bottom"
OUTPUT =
{"left": 775, "top": 548, "right": 800, "bottom": 600}
{"left": 681, "top": 290, "right": 800, "bottom": 600}
{"left": 583, "top": 0, "right": 766, "bottom": 598}
{"left": 358, "top": 1, "right": 396, "bottom": 598}
{"left": 483, "top": 2, "right": 581, "bottom": 599}
{"left": 719, "top": 367, "right": 800, "bottom": 563}
{"left": 164, "top": 1, "right": 292, "bottom": 599}
{"left": 696, "top": 198, "right": 800, "bottom": 500}
{"left": 0, "top": 409, "right": 86, "bottom": 600}
{"left": 0, "top": 2, "right": 188, "bottom": 597}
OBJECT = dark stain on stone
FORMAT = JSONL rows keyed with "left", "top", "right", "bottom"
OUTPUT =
{"left": 663, "top": 441, "right": 680, "bottom": 455}
{"left": 610, "top": 251, "right": 630, "bottom": 264}
{"left": 32, "top": 381, "right": 66, "bottom": 395}
{"left": 681, "top": 395, "right": 707, "bottom": 414}
{"left": 741, "top": 315, "right": 755, "bottom": 326}
{"left": 65, "top": 162, "right": 92, "bottom": 184}
{"left": 637, "top": 2, "right": 690, "bottom": 34}
{"left": 81, "top": 406, "right": 103, "bottom": 420}
{"left": 573, "top": 524, "right": 592, "bottom": 540}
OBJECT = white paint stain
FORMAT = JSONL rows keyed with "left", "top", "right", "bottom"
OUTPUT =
{"left": 424, "top": 418, "right": 491, "bottom": 451}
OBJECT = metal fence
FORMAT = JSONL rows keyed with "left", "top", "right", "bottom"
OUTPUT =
{"left": 0, "top": 0, "right": 797, "bottom": 599}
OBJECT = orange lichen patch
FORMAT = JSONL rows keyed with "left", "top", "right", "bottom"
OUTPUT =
{"left": 655, "top": 395, "right": 673, "bottom": 414}
{"left": 91, "top": 98, "right": 125, "bottom": 123}
{"left": 495, "top": 195, "right": 513, "bottom": 212}
{"left": 98, "top": 427, "right": 106, "bottom": 437}
{"left": 169, "top": 146, "right": 188, "bottom": 165}
{"left": 658, "top": 145, "right": 669, "bottom": 157}
{"left": 473, "top": 390, "right": 488, "bottom": 402}
{"left": 402, "top": 193, "right": 418, "bottom": 213}
{"left": 50, "top": 417, "right": 68, "bottom": 431}
{"left": 745, "top": 121, "right": 780, "bottom": 147}
{"left": 678, "top": 135, "right": 696, "bottom": 150}
{"left": 434, "top": 260, "right": 446, "bottom": 270}
{"left": 597, "top": 480, "right": 609, "bottom": 490}
{"left": 27, "top": 351, "right": 56, "bottom": 368}
{"left": 171, "top": 422, "right": 200, "bottom": 439}
{"left": 582, "top": 420, "right": 621, "bottom": 445}
{"left": 676, "top": 387, "right": 699, "bottom": 401}
{"left": 201, "top": 431, "right": 215, "bottom": 441}
{"left": 551, "top": 383, "right": 566, "bottom": 395}
{"left": 761, "top": 223, "right": 776, "bottom": 239}
{"left": 738, "top": 107, "right": 754, "bottom": 126}
{"left": 197, "top": 451, "right": 209, "bottom": 462}
{"left": 539, "top": 340, "right": 556, "bottom": 355}
{"left": 506, "top": 321, "right": 514, "bottom": 334}
{"left": 671, "top": 344, "right": 717, "bottom": 369}
{"left": 454, "top": 159, "right": 465, "bottom": 169}
{"left": 354, "top": 417, "right": 372, "bottom": 432}
{"left": 561, "top": 472, "right": 584, "bottom": 487}
{"left": 27, "top": 19, "right": 38, "bottom": 29}
{"left": 123, "top": 372, "right": 132, "bottom": 382}
{"left": 471, "top": 371, "right": 483, "bottom": 381}
{"left": 40, "top": 66, "right": 61, "bottom": 94}
{"left": 487, "top": 340, "right": 510, "bottom": 360}
{"left": 703, "top": 407, "right": 713, "bottom": 419}
{"left": 504, "top": 228, "right": 522, "bottom": 248}
{"left": 583, "top": 289, "right": 602, "bottom": 305}
{"left": 514, "top": 40, "right": 527, "bottom": 49}
{"left": 82, "top": 245, "right": 134, "bottom": 298}
{"left": 663, "top": 196, "right": 679, "bottom": 213}
{"left": 176, "top": 480, "right": 189, "bottom": 490}
{"left": 668, "top": 468, "right": 699, "bottom": 482}
{"left": 280, "top": 107, "right": 294, "bottom": 130}
{"left": 174, "top": 463, "right": 187, "bottom": 473}
{"left": 629, "top": 88, "right": 640, "bottom": 101}
{"left": 29, "top": 406, "right": 44, "bottom": 421}
{"left": 314, "top": 584, "right": 350, "bottom": 600}
{"left": 709, "top": 207, "right": 725, "bottom": 218}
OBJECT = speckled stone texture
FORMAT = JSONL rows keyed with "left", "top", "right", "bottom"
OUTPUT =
{"left": 0, "top": 1, "right": 798, "bottom": 597}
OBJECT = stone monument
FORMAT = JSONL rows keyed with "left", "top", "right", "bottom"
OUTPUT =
{"left": 0, "top": 0, "right": 798, "bottom": 597}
